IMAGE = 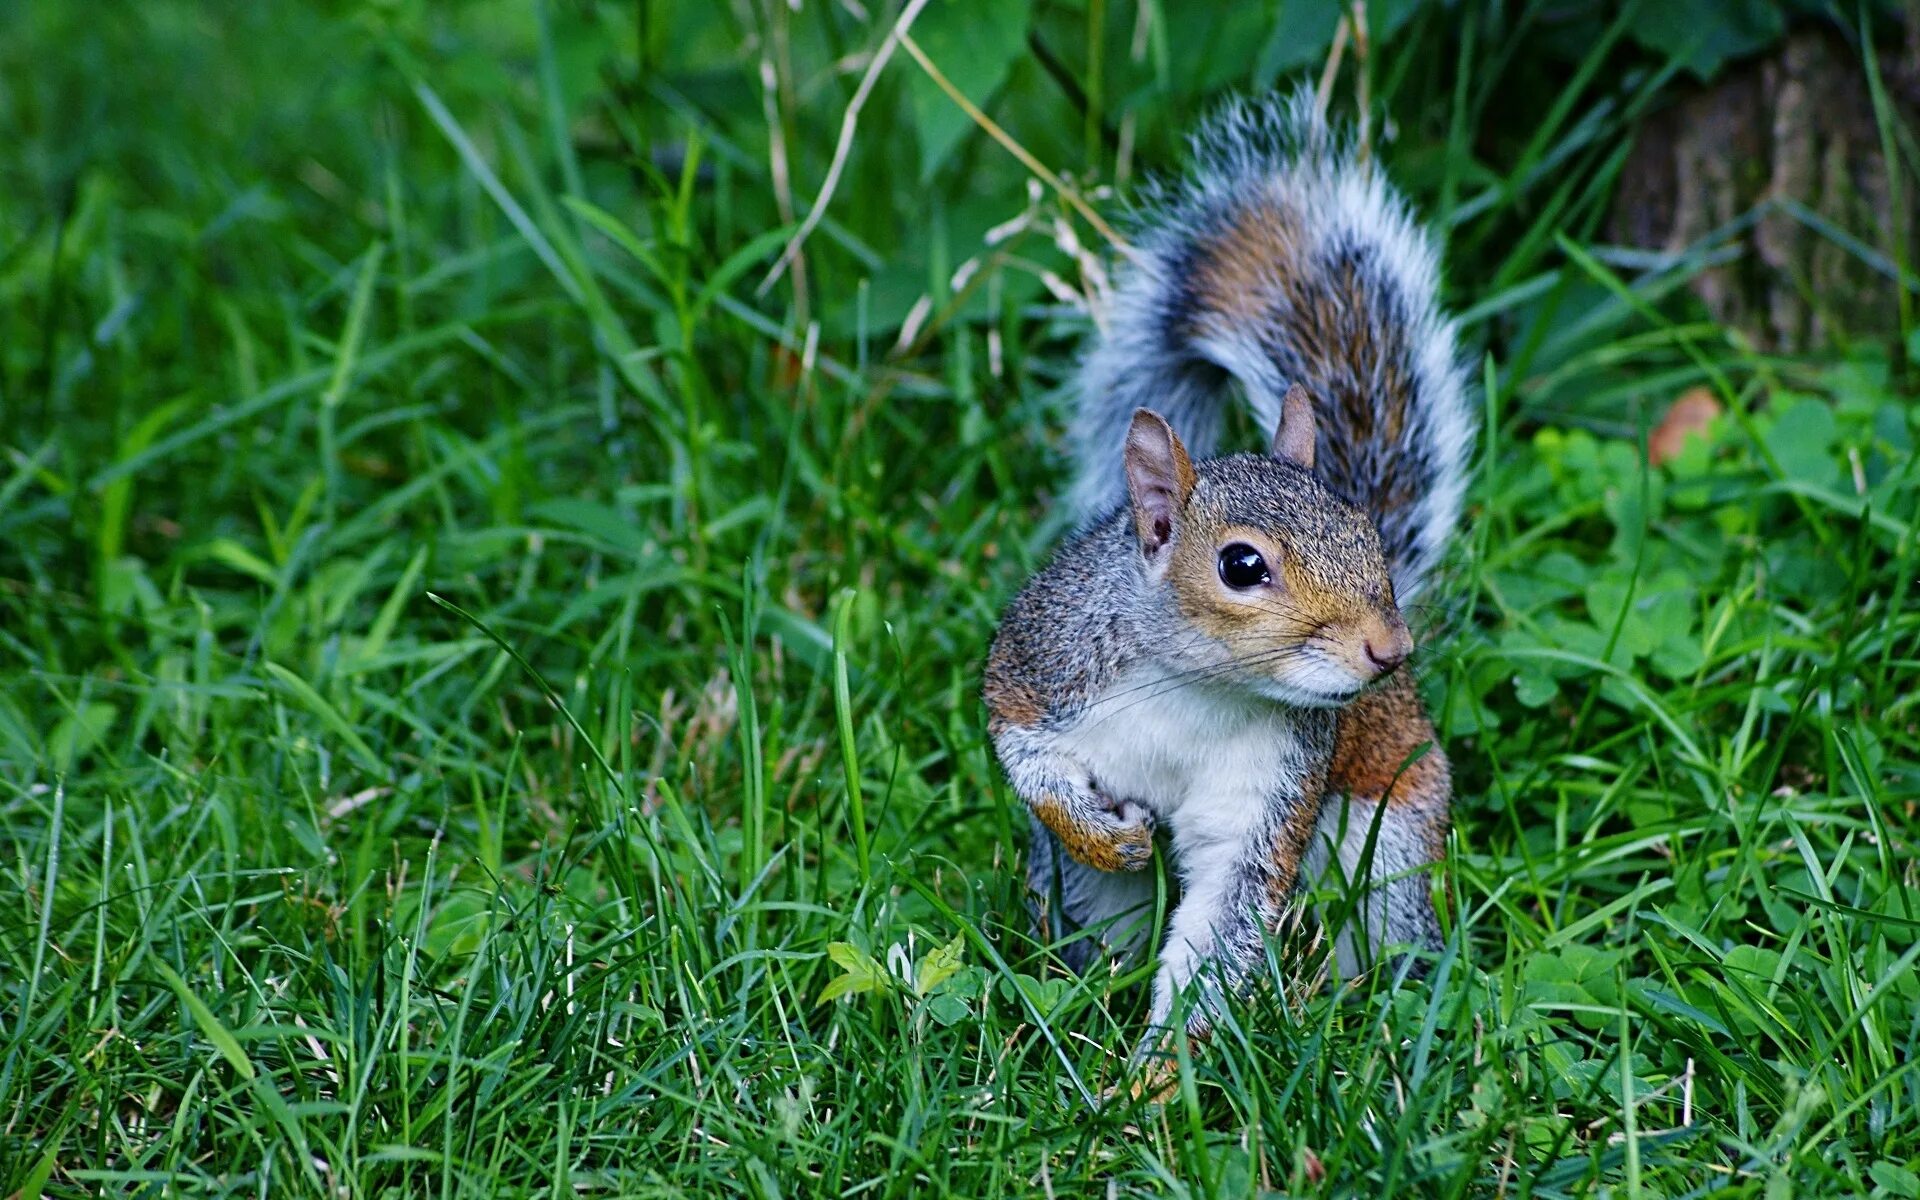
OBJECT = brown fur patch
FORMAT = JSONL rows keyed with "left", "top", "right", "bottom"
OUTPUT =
{"left": 1297, "top": 256, "right": 1415, "bottom": 508}
{"left": 1270, "top": 761, "right": 1330, "bottom": 907}
{"left": 981, "top": 670, "right": 1045, "bottom": 733}
{"left": 1188, "top": 204, "right": 1419, "bottom": 527}
{"left": 1190, "top": 200, "right": 1304, "bottom": 322}
{"left": 1329, "top": 672, "right": 1450, "bottom": 818}
{"left": 1275, "top": 557, "right": 1365, "bottom": 631}
{"left": 1031, "top": 794, "right": 1150, "bottom": 874}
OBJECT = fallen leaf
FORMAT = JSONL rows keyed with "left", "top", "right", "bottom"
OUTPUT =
{"left": 1647, "top": 386, "right": 1722, "bottom": 465}
{"left": 1301, "top": 1146, "right": 1325, "bottom": 1184}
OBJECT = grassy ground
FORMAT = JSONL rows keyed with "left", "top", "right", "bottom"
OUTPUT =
{"left": 4, "top": 3, "right": 1919, "bottom": 1197}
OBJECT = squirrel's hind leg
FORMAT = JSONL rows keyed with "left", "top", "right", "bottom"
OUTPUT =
{"left": 1305, "top": 797, "right": 1446, "bottom": 977}
{"left": 1312, "top": 674, "right": 1452, "bottom": 975}
{"left": 1026, "top": 816, "right": 1159, "bottom": 974}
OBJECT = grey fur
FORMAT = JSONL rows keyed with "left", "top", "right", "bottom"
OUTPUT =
{"left": 1068, "top": 90, "right": 1474, "bottom": 603}
{"left": 1022, "top": 94, "right": 1467, "bottom": 1004}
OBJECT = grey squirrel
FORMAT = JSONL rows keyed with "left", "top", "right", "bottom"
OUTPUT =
{"left": 983, "top": 93, "right": 1474, "bottom": 1049}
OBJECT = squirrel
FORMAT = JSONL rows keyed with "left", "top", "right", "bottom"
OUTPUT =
{"left": 983, "top": 92, "right": 1474, "bottom": 1048}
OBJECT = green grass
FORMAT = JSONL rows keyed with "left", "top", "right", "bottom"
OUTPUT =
{"left": 4, "top": 3, "right": 1919, "bottom": 1196}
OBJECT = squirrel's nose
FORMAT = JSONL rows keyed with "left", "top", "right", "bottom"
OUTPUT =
{"left": 1363, "top": 621, "right": 1413, "bottom": 675}
{"left": 1363, "top": 639, "right": 1406, "bottom": 674}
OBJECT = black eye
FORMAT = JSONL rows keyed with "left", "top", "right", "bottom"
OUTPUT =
{"left": 1217, "top": 543, "right": 1271, "bottom": 589}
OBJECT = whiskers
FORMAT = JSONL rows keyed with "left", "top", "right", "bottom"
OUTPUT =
{"left": 1076, "top": 643, "right": 1332, "bottom": 732}
{"left": 1057, "top": 588, "right": 1397, "bottom": 735}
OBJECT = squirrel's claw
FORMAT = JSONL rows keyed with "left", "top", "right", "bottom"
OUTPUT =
{"left": 1099, "top": 796, "right": 1156, "bottom": 872}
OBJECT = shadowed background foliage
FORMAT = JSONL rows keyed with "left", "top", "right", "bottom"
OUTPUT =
{"left": 4, "top": 1, "right": 1919, "bottom": 1196}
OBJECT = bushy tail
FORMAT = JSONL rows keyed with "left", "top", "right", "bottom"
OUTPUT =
{"left": 1068, "top": 92, "right": 1474, "bottom": 602}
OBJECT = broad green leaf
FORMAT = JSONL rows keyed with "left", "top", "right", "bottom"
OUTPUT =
{"left": 907, "top": 0, "right": 1032, "bottom": 182}
{"left": 1512, "top": 668, "right": 1558, "bottom": 708}
{"left": 996, "top": 972, "right": 1068, "bottom": 1016}
{"left": 924, "top": 991, "right": 971, "bottom": 1027}
{"left": 1626, "top": 0, "right": 1783, "bottom": 80}
{"left": 1763, "top": 396, "right": 1840, "bottom": 487}
{"left": 1583, "top": 578, "right": 1656, "bottom": 660}
{"left": 818, "top": 941, "right": 891, "bottom": 1004}
{"left": 914, "top": 934, "right": 965, "bottom": 997}
{"left": 1871, "top": 1162, "right": 1920, "bottom": 1199}
{"left": 1256, "top": 0, "right": 1342, "bottom": 81}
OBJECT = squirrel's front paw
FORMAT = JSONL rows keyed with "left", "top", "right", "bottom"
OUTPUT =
{"left": 1033, "top": 790, "right": 1156, "bottom": 873}
{"left": 1091, "top": 795, "right": 1156, "bottom": 872}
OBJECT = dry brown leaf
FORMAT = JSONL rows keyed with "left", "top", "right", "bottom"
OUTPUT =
{"left": 1301, "top": 1146, "right": 1326, "bottom": 1184}
{"left": 1647, "top": 386, "right": 1723, "bottom": 466}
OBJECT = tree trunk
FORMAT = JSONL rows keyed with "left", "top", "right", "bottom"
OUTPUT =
{"left": 1610, "top": 26, "right": 1920, "bottom": 355}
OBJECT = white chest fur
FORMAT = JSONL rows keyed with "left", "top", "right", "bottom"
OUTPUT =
{"left": 1060, "top": 664, "right": 1309, "bottom": 851}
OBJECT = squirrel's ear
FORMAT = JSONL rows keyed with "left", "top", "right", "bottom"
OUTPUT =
{"left": 1271, "top": 383, "right": 1317, "bottom": 470}
{"left": 1124, "top": 408, "right": 1196, "bottom": 556}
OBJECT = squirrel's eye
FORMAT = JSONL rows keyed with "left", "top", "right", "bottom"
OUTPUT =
{"left": 1217, "top": 543, "right": 1271, "bottom": 589}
